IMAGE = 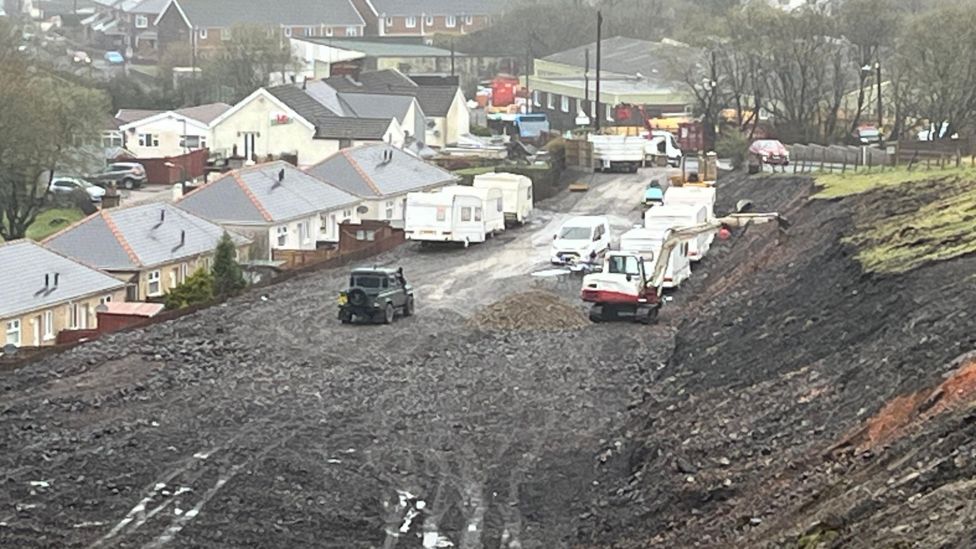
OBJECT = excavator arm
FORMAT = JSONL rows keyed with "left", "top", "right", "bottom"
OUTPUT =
{"left": 645, "top": 212, "right": 789, "bottom": 296}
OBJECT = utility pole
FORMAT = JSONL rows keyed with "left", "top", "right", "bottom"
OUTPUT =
{"left": 450, "top": 39, "right": 455, "bottom": 77}
{"left": 584, "top": 48, "right": 590, "bottom": 106}
{"left": 525, "top": 44, "right": 531, "bottom": 114}
{"left": 875, "top": 61, "right": 884, "bottom": 148}
{"left": 594, "top": 10, "right": 603, "bottom": 131}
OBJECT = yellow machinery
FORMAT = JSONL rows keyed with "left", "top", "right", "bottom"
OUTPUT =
{"left": 670, "top": 152, "right": 718, "bottom": 187}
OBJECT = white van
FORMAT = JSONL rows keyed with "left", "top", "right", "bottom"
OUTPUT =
{"left": 473, "top": 172, "right": 533, "bottom": 225}
{"left": 619, "top": 227, "right": 691, "bottom": 289}
{"left": 404, "top": 185, "right": 505, "bottom": 247}
{"left": 647, "top": 130, "right": 683, "bottom": 167}
{"left": 644, "top": 204, "right": 711, "bottom": 262}
{"left": 550, "top": 215, "right": 611, "bottom": 264}
{"left": 663, "top": 186, "right": 716, "bottom": 219}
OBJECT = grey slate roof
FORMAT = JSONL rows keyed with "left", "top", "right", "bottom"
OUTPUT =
{"left": 305, "top": 144, "right": 457, "bottom": 198}
{"left": 178, "top": 161, "right": 361, "bottom": 224}
{"left": 268, "top": 83, "right": 400, "bottom": 139}
{"left": 115, "top": 103, "right": 231, "bottom": 126}
{"left": 44, "top": 203, "right": 250, "bottom": 271}
{"left": 315, "top": 117, "right": 393, "bottom": 140}
{"left": 543, "top": 36, "right": 693, "bottom": 80}
{"left": 369, "top": 0, "right": 507, "bottom": 16}
{"left": 323, "top": 70, "right": 459, "bottom": 116}
{"left": 0, "top": 240, "right": 126, "bottom": 319}
{"left": 115, "top": 109, "right": 161, "bottom": 123}
{"left": 175, "top": 0, "right": 365, "bottom": 28}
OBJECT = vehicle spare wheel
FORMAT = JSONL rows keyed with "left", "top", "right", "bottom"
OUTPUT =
{"left": 348, "top": 288, "right": 368, "bottom": 306}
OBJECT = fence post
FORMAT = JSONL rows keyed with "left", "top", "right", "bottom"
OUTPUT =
{"left": 820, "top": 149, "right": 826, "bottom": 172}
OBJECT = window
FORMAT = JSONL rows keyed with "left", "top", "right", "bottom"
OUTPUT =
{"left": 474, "top": 207, "right": 482, "bottom": 222}
{"left": 496, "top": 198, "right": 503, "bottom": 212}
{"left": 202, "top": 256, "right": 212, "bottom": 272}
{"left": 68, "top": 303, "right": 79, "bottom": 329}
{"left": 385, "top": 200, "right": 394, "bottom": 220}
{"left": 198, "top": 28, "right": 207, "bottom": 39}
{"left": 590, "top": 101, "right": 596, "bottom": 118}
{"left": 385, "top": 17, "right": 393, "bottom": 26}
{"left": 436, "top": 207, "right": 447, "bottom": 222}
{"left": 547, "top": 93, "right": 555, "bottom": 110}
{"left": 135, "top": 14, "right": 148, "bottom": 28}
{"left": 346, "top": 26, "right": 358, "bottom": 36}
{"left": 607, "top": 255, "right": 641, "bottom": 276}
{"left": 532, "top": 90, "right": 540, "bottom": 107}
{"left": 180, "top": 263, "right": 188, "bottom": 283}
{"left": 343, "top": 209, "right": 352, "bottom": 219}
{"left": 576, "top": 98, "right": 583, "bottom": 115}
{"left": 446, "top": 15, "right": 456, "bottom": 27}
{"left": 460, "top": 207, "right": 472, "bottom": 222}
{"left": 220, "top": 27, "right": 231, "bottom": 40}
{"left": 180, "top": 135, "right": 206, "bottom": 149}
{"left": 102, "top": 131, "right": 123, "bottom": 148}
{"left": 355, "top": 230, "right": 376, "bottom": 241}
{"left": 304, "top": 27, "right": 315, "bottom": 37}
{"left": 148, "top": 270, "right": 161, "bottom": 296}
{"left": 298, "top": 220, "right": 310, "bottom": 243}
{"left": 405, "top": 16, "right": 417, "bottom": 28}
{"left": 5, "top": 320, "right": 21, "bottom": 347}
{"left": 464, "top": 15, "right": 473, "bottom": 25}
{"left": 138, "top": 134, "right": 159, "bottom": 147}
{"left": 606, "top": 104, "right": 613, "bottom": 121}
{"left": 425, "top": 15, "right": 434, "bottom": 26}
{"left": 276, "top": 225, "right": 288, "bottom": 247}
{"left": 43, "top": 311, "right": 54, "bottom": 340}
{"left": 561, "top": 95, "right": 570, "bottom": 113}
{"left": 284, "top": 27, "right": 292, "bottom": 37}
{"left": 325, "top": 27, "right": 333, "bottom": 37}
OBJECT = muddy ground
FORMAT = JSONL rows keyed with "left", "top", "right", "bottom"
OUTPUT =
{"left": 3, "top": 167, "right": 976, "bottom": 548}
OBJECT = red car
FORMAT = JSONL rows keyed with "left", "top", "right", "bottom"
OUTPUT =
{"left": 748, "top": 139, "right": 789, "bottom": 173}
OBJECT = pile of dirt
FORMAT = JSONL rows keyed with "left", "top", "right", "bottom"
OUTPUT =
{"left": 468, "top": 290, "right": 589, "bottom": 331}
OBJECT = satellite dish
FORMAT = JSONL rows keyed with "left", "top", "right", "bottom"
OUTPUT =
{"left": 356, "top": 205, "right": 369, "bottom": 214}
{"left": 735, "top": 199, "right": 754, "bottom": 213}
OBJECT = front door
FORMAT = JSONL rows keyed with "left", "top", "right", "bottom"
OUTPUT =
{"left": 242, "top": 133, "right": 257, "bottom": 161}
{"left": 33, "top": 315, "right": 41, "bottom": 346}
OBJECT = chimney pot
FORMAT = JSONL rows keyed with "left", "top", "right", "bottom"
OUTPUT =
{"left": 160, "top": 209, "right": 165, "bottom": 222}
{"left": 54, "top": 273, "right": 59, "bottom": 287}
{"left": 278, "top": 168, "right": 285, "bottom": 182}
{"left": 45, "top": 273, "right": 49, "bottom": 288}
{"left": 180, "top": 229, "right": 186, "bottom": 245}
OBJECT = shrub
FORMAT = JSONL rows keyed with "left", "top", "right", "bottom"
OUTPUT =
{"left": 212, "top": 232, "right": 246, "bottom": 299}
{"left": 164, "top": 268, "right": 214, "bottom": 310}
{"left": 469, "top": 125, "right": 493, "bottom": 137}
{"left": 716, "top": 130, "right": 751, "bottom": 169}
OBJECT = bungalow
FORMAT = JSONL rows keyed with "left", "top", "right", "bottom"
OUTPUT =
{"left": 155, "top": 0, "right": 366, "bottom": 57}
{"left": 115, "top": 102, "right": 230, "bottom": 158}
{"left": 325, "top": 70, "right": 469, "bottom": 148}
{"left": 44, "top": 202, "right": 251, "bottom": 301}
{"left": 361, "top": 0, "right": 504, "bottom": 37}
{"left": 305, "top": 143, "right": 457, "bottom": 228}
{"left": 176, "top": 161, "right": 361, "bottom": 260}
{"left": 208, "top": 81, "right": 417, "bottom": 166}
{"left": 0, "top": 240, "right": 127, "bottom": 348}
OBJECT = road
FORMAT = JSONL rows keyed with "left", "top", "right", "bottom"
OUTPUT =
{"left": 0, "top": 168, "right": 675, "bottom": 549}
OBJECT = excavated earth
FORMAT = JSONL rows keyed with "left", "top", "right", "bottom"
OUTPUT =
{"left": 4, "top": 168, "right": 976, "bottom": 548}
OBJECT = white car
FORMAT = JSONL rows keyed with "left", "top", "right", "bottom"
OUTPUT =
{"left": 72, "top": 50, "right": 91, "bottom": 64}
{"left": 49, "top": 176, "right": 105, "bottom": 203}
{"left": 550, "top": 215, "right": 611, "bottom": 265}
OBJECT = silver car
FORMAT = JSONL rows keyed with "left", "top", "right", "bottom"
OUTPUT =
{"left": 48, "top": 176, "right": 106, "bottom": 203}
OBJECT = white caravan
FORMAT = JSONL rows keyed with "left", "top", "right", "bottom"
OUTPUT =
{"left": 663, "top": 185, "right": 717, "bottom": 218}
{"left": 472, "top": 172, "right": 533, "bottom": 225}
{"left": 644, "top": 204, "right": 711, "bottom": 262}
{"left": 619, "top": 226, "right": 691, "bottom": 289}
{"left": 404, "top": 185, "right": 505, "bottom": 247}
{"left": 550, "top": 215, "right": 611, "bottom": 265}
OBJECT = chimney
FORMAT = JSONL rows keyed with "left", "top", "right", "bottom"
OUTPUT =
{"left": 302, "top": 76, "right": 308, "bottom": 90}
{"left": 279, "top": 168, "right": 285, "bottom": 183}
{"left": 153, "top": 208, "right": 165, "bottom": 229}
{"left": 180, "top": 230, "right": 186, "bottom": 247}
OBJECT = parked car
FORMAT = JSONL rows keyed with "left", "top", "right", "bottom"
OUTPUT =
{"left": 88, "top": 162, "right": 147, "bottom": 189}
{"left": 338, "top": 267, "right": 414, "bottom": 324}
{"left": 48, "top": 176, "right": 106, "bottom": 203}
{"left": 748, "top": 139, "right": 789, "bottom": 173}
{"left": 855, "top": 125, "right": 881, "bottom": 145}
{"left": 72, "top": 50, "right": 91, "bottom": 64}
{"left": 104, "top": 51, "right": 124, "bottom": 64}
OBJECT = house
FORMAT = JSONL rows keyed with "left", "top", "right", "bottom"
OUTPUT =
{"left": 527, "top": 37, "right": 695, "bottom": 132}
{"left": 114, "top": 102, "right": 230, "bottom": 158}
{"left": 176, "top": 161, "right": 361, "bottom": 260}
{"left": 209, "top": 81, "right": 417, "bottom": 166}
{"left": 324, "top": 70, "right": 469, "bottom": 148}
{"left": 155, "top": 0, "right": 366, "bottom": 56}
{"left": 84, "top": 0, "right": 169, "bottom": 57}
{"left": 0, "top": 240, "right": 127, "bottom": 348}
{"left": 305, "top": 143, "right": 457, "bottom": 228}
{"left": 359, "top": 0, "right": 504, "bottom": 37}
{"left": 44, "top": 202, "right": 251, "bottom": 302}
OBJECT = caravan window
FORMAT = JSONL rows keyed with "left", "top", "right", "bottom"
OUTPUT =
{"left": 496, "top": 198, "right": 503, "bottom": 212}
{"left": 607, "top": 255, "right": 641, "bottom": 275}
{"left": 474, "top": 207, "right": 482, "bottom": 221}
{"left": 436, "top": 207, "right": 446, "bottom": 222}
{"left": 461, "top": 207, "right": 472, "bottom": 222}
